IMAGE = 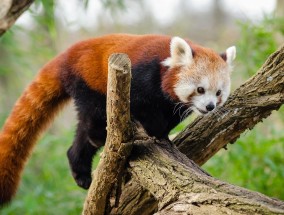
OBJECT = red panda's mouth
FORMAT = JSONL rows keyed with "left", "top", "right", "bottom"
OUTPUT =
{"left": 196, "top": 108, "right": 208, "bottom": 115}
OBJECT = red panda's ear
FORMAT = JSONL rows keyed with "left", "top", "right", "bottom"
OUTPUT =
{"left": 221, "top": 46, "right": 236, "bottom": 66}
{"left": 162, "top": 37, "right": 193, "bottom": 67}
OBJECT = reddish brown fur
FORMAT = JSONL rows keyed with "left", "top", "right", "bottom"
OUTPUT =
{"left": 0, "top": 57, "right": 70, "bottom": 205}
{"left": 191, "top": 46, "right": 227, "bottom": 77}
{"left": 161, "top": 66, "right": 181, "bottom": 100}
{"left": 0, "top": 34, "right": 222, "bottom": 205}
{"left": 65, "top": 34, "right": 171, "bottom": 94}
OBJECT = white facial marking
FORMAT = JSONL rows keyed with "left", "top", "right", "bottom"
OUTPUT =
{"left": 192, "top": 94, "right": 217, "bottom": 114}
{"left": 192, "top": 77, "right": 216, "bottom": 113}
{"left": 220, "top": 79, "right": 231, "bottom": 106}
{"left": 174, "top": 80, "right": 195, "bottom": 103}
{"left": 200, "top": 77, "right": 209, "bottom": 90}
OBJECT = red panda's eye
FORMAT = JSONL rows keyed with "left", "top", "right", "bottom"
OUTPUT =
{"left": 197, "top": 87, "right": 205, "bottom": 94}
{"left": 216, "top": 90, "right": 222, "bottom": 96}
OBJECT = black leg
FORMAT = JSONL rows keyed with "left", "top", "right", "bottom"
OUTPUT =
{"left": 67, "top": 119, "right": 106, "bottom": 189}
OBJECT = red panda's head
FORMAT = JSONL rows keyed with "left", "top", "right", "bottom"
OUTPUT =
{"left": 162, "top": 37, "right": 236, "bottom": 115}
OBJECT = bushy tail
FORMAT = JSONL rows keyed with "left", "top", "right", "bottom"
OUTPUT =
{"left": 0, "top": 64, "right": 70, "bottom": 206}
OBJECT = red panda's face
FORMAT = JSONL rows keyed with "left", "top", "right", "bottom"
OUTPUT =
{"left": 162, "top": 37, "right": 236, "bottom": 115}
{"left": 178, "top": 71, "right": 231, "bottom": 115}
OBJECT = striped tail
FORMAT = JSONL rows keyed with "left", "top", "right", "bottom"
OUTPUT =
{"left": 0, "top": 63, "right": 70, "bottom": 206}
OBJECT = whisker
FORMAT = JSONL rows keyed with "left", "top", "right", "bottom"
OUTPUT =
{"left": 173, "top": 102, "right": 182, "bottom": 115}
{"left": 173, "top": 102, "right": 185, "bottom": 115}
{"left": 180, "top": 107, "right": 192, "bottom": 121}
{"left": 178, "top": 105, "right": 186, "bottom": 117}
{"left": 180, "top": 109, "right": 187, "bottom": 121}
{"left": 185, "top": 109, "right": 193, "bottom": 120}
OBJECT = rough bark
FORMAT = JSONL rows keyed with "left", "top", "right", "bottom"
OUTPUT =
{"left": 0, "top": 0, "right": 34, "bottom": 36}
{"left": 128, "top": 137, "right": 284, "bottom": 214}
{"left": 82, "top": 54, "right": 133, "bottom": 215}
{"left": 111, "top": 45, "right": 284, "bottom": 214}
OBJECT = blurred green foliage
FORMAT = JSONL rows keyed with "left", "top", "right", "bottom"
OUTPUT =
{"left": 236, "top": 15, "right": 284, "bottom": 77}
{"left": 0, "top": 0, "right": 57, "bottom": 125}
{"left": 0, "top": 1, "right": 283, "bottom": 214}
{"left": 82, "top": 0, "right": 126, "bottom": 11}
{"left": 100, "top": 0, "right": 126, "bottom": 11}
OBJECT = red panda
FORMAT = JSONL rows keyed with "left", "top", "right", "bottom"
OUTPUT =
{"left": 0, "top": 34, "right": 236, "bottom": 205}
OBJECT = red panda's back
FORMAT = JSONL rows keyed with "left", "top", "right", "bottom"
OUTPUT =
{"left": 63, "top": 34, "right": 171, "bottom": 94}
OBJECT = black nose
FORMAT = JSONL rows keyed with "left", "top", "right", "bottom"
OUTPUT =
{"left": 206, "top": 103, "right": 215, "bottom": 111}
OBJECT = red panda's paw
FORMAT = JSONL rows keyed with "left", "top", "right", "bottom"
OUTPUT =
{"left": 67, "top": 147, "right": 92, "bottom": 189}
{"left": 72, "top": 171, "right": 92, "bottom": 190}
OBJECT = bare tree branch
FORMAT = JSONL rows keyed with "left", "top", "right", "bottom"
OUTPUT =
{"left": 0, "top": 0, "right": 34, "bottom": 36}
{"left": 83, "top": 54, "right": 133, "bottom": 215}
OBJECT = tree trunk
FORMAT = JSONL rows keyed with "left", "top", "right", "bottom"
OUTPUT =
{"left": 110, "top": 45, "right": 284, "bottom": 214}
{"left": 0, "top": 0, "right": 34, "bottom": 36}
{"left": 83, "top": 54, "right": 133, "bottom": 215}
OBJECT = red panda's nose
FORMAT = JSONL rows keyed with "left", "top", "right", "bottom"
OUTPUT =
{"left": 206, "top": 102, "right": 215, "bottom": 111}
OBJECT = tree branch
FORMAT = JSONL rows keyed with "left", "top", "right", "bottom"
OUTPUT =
{"left": 0, "top": 0, "right": 34, "bottom": 36}
{"left": 111, "top": 45, "right": 284, "bottom": 214}
{"left": 82, "top": 54, "right": 133, "bottom": 215}
{"left": 128, "top": 137, "right": 284, "bottom": 214}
